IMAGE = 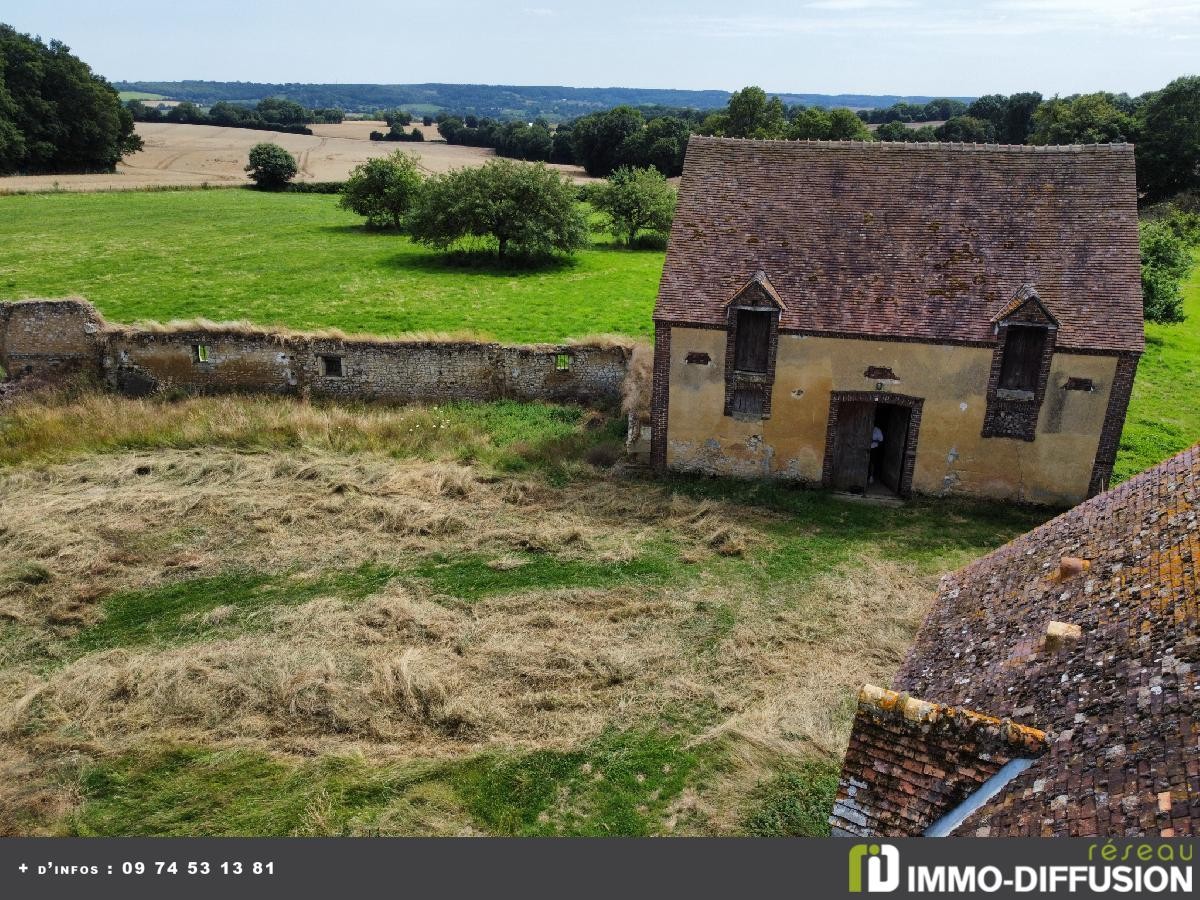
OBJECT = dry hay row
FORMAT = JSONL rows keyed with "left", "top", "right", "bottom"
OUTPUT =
{"left": 0, "top": 444, "right": 935, "bottom": 831}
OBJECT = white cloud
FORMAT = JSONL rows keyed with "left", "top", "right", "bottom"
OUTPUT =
{"left": 669, "top": 0, "right": 1200, "bottom": 41}
{"left": 805, "top": 0, "right": 918, "bottom": 9}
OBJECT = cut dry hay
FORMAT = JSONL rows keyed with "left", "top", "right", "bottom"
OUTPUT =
{"left": 0, "top": 409, "right": 938, "bottom": 833}
{"left": 0, "top": 439, "right": 933, "bottom": 765}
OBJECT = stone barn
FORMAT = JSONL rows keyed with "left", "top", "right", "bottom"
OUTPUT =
{"left": 650, "top": 137, "right": 1144, "bottom": 505}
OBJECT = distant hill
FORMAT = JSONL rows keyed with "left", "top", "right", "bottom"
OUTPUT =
{"left": 113, "top": 81, "right": 971, "bottom": 120}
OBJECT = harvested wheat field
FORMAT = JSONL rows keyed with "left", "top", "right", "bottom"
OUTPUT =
{"left": 0, "top": 391, "right": 1049, "bottom": 836}
{"left": 0, "top": 122, "right": 593, "bottom": 194}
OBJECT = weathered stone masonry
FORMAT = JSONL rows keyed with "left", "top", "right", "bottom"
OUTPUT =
{"left": 0, "top": 299, "right": 631, "bottom": 407}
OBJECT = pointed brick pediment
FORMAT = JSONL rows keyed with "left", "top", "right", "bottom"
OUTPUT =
{"left": 722, "top": 270, "right": 785, "bottom": 311}
{"left": 992, "top": 284, "right": 1059, "bottom": 327}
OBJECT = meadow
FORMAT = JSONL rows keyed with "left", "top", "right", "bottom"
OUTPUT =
{"left": 0, "top": 392, "right": 1048, "bottom": 836}
{"left": 0, "top": 190, "right": 1197, "bottom": 836}
{"left": 1113, "top": 249, "right": 1200, "bottom": 482}
{"left": 0, "top": 189, "right": 658, "bottom": 342}
{"left": 2, "top": 189, "right": 1197, "bottom": 476}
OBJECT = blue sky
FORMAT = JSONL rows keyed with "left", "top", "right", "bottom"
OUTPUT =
{"left": 8, "top": 0, "right": 1199, "bottom": 96}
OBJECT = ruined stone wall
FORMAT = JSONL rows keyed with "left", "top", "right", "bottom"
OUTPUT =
{"left": 0, "top": 299, "right": 105, "bottom": 381}
{"left": 0, "top": 299, "right": 630, "bottom": 408}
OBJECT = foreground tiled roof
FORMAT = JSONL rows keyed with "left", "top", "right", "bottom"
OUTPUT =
{"left": 842, "top": 445, "right": 1198, "bottom": 836}
{"left": 656, "top": 138, "right": 1144, "bottom": 354}
{"left": 830, "top": 685, "right": 1047, "bottom": 836}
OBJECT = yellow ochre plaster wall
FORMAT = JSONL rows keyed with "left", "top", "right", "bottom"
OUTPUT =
{"left": 664, "top": 327, "right": 1118, "bottom": 505}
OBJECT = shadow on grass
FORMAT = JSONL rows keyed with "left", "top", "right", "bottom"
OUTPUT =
{"left": 313, "top": 223, "right": 387, "bottom": 236}
{"left": 379, "top": 248, "right": 581, "bottom": 277}
{"left": 655, "top": 471, "right": 1057, "bottom": 573}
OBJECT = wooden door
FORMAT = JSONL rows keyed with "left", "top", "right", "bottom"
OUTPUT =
{"left": 830, "top": 401, "right": 875, "bottom": 492}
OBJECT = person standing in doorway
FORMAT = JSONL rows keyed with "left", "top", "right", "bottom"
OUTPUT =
{"left": 868, "top": 424, "right": 884, "bottom": 484}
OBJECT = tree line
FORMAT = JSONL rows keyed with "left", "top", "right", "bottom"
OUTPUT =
{"left": 858, "top": 98, "right": 969, "bottom": 124}
{"left": 419, "top": 77, "right": 1200, "bottom": 201}
{"left": 434, "top": 108, "right": 694, "bottom": 178}
{"left": 127, "top": 97, "right": 344, "bottom": 135}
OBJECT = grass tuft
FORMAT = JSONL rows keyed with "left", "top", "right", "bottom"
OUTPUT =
{"left": 741, "top": 760, "right": 841, "bottom": 837}
{"left": 449, "top": 729, "right": 698, "bottom": 836}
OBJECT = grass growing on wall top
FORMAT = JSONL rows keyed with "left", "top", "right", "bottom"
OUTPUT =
{"left": 0, "top": 190, "right": 662, "bottom": 343}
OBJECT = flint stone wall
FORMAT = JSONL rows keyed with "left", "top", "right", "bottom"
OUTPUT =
{"left": 0, "top": 299, "right": 630, "bottom": 407}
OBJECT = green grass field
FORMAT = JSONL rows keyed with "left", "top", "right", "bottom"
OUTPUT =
{"left": 0, "top": 188, "right": 1196, "bottom": 473}
{"left": 2, "top": 190, "right": 1197, "bottom": 836}
{"left": 0, "top": 392, "right": 1048, "bottom": 836}
{"left": 0, "top": 190, "right": 662, "bottom": 342}
{"left": 1114, "top": 250, "right": 1200, "bottom": 481}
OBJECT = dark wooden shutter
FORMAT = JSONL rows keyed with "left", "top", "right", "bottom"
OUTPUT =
{"left": 730, "top": 387, "right": 765, "bottom": 417}
{"left": 998, "top": 325, "right": 1047, "bottom": 392}
{"left": 734, "top": 310, "right": 771, "bottom": 373}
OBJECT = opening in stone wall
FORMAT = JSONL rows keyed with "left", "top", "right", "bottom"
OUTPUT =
{"left": 192, "top": 344, "right": 210, "bottom": 363}
{"left": 320, "top": 355, "right": 344, "bottom": 377}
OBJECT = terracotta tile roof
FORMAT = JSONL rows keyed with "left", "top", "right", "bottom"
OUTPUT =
{"left": 837, "top": 444, "right": 1199, "bottom": 836}
{"left": 830, "top": 685, "right": 1047, "bottom": 837}
{"left": 656, "top": 138, "right": 1144, "bottom": 354}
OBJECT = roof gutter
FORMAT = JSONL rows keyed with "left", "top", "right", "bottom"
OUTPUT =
{"left": 923, "top": 758, "right": 1038, "bottom": 837}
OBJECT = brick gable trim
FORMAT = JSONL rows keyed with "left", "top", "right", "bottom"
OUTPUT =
{"left": 649, "top": 324, "right": 672, "bottom": 472}
{"left": 1087, "top": 352, "right": 1140, "bottom": 497}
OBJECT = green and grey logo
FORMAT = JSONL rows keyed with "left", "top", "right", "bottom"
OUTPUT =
{"left": 849, "top": 844, "right": 901, "bottom": 893}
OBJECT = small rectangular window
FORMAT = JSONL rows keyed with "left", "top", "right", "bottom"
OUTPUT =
{"left": 685, "top": 351, "right": 711, "bottom": 365}
{"left": 320, "top": 355, "right": 343, "bottom": 377}
{"left": 193, "top": 344, "right": 210, "bottom": 363}
{"left": 733, "top": 309, "right": 772, "bottom": 373}
{"left": 555, "top": 353, "right": 572, "bottom": 371}
{"left": 998, "top": 325, "right": 1047, "bottom": 393}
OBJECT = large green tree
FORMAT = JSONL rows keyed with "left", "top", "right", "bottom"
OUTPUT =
{"left": 966, "top": 92, "right": 1043, "bottom": 144}
{"left": 616, "top": 115, "right": 690, "bottom": 176}
{"left": 1136, "top": 76, "right": 1200, "bottom": 202}
{"left": 700, "top": 86, "right": 788, "bottom": 139}
{"left": 0, "top": 24, "right": 141, "bottom": 174}
{"left": 586, "top": 166, "right": 676, "bottom": 246}
{"left": 571, "top": 106, "right": 645, "bottom": 177}
{"left": 788, "top": 107, "right": 873, "bottom": 141}
{"left": 407, "top": 159, "right": 588, "bottom": 260}
{"left": 339, "top": 151, "right": 423, "bottom": 229}
{"left": 1028, "top": 93, "right": 1137, "bottom": 146}
{"left": 1140, "top": 219, "right": 1192, "bottom": 323}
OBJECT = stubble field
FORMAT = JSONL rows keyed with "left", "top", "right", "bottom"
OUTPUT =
{"left": 0, "top": 122, "right": 593, "bottom": 194}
